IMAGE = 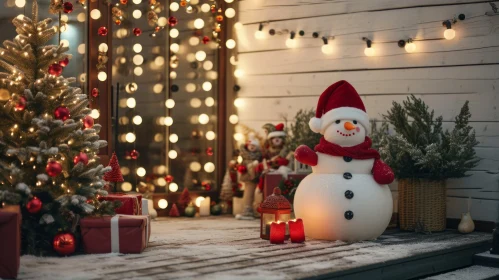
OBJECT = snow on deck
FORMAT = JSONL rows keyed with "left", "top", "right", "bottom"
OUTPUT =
{"left": 18, "top": 216, "right": 492, "bottom": 280}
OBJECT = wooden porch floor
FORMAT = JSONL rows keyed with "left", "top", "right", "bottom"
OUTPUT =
{"left": 19, "top": 216, "right": 492, "bottom": 280}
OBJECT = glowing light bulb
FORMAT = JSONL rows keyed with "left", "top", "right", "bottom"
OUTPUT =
{"left": 190, "top": 162, "right": 202, "bottom": 172}
{"left": 133, "top": 0, "right": 142, "bottom": 3}
{"left": 90, "top": 109, "right": 100, "bottom": 119}
{"left": 444, "top": 29, "right": 455, "bottom": 40}
{"left": 164, "top": 117, "right": 173, "bottom": 126}
{"left": 169, "top": 134, "right": 178, "bottom": 143}
{"left": 153, "top": 84, "right": 163, "bottom": 94}
{"left": 133, "top": 54, "right": 143, "bottom": 65}
{"left": 77, "top": 13, "right": 86, "bottom": 22}
{"left": 229, "top": 114, "right": 239, "bottom": 124}
{"left": 170, "top": 43, "right": 180, "bottom": 53}
{"left": 225, "top": 8, "right": 236, "bottom": 18}
{"left": 195, "top": 51, "right": 207, "bottom": 61}
{"left": 198, "top": 114, "right": 209, "bottom": 124}
{"left": 126, "top": 98, "right": 136, "bottom": 108}
{"left": 78, "top": 44, "right": 86, "bottom": 54}
{"left": 321, "top": 44, "right": 334, "bottom": 55}
{"left": 226, "top": 39, "right": 236, "bottom": 49}
{"left": 165, "top": 99, "right": 175, "bottom": 108}
{"left": 158, "top": 199, "right": 168, "bottom": 209}
{"left": 169, "top": 183, "right": 179, "bottom": 192}
{"left": 234, "top": 22, "right": 243, "bottom": 30}
{"left": 61, "top": 40, "right": 69, "bottom": 47}
{"left": 133, "top": 43, "right": 142, "bottom": 53}
{"left": 189, "top": 36, "right": 200, "bottom": 46}
{"left": 204, "top": 162, "right": 215, "bottom": 173}
{"left": 206, "top": 131, "right": 216, "bottom": 140}
{"left": 203, "top": 61, "right": 213, "bottom": 71}
{"left": 98, "top": 72, "right": 107, "bottom": 81}
{"left": 405, "top": 42, "right": 417, "bottom": 53}
{"left": 234, "top": 133, "right": 244, "bottom": 141}
{"left": 201, "top": 4, "right": 210, "bottom": 13}
{"left": 205, "top": 97, "right": 215, "bottom": 107}
{"left": 286, "top": 39, "right": 297, "bottom": 48}
{"left": 364, "top": 47, "right": 375, "bottom": 57}
{"left": 136, "top": 167, "right": 146, "bottom": 177}
{"left": 255, "top": 30, "right": 265, "bottom": 40}
{"left": 15, "top": 0, "right": 26, "bottom": 8}
{"left": 132, "top": 115, "right": 142, "bottom": 125}
{"left": 170, "top": 29, "right": 179, "bottom": 38}
{"left": 157, "top": 17, "right": 167, "bottom": 27}
{"left": 99, "top": 43, "right": 108, "bottom": 52}
{"left": 121, "top": 182, "right": 132, "bottom": 192}
{"left": 132, "top": 10, "right": 142, "bottom": 19}
{"left": 185, "top": 83, "right": 196, "bottom": 92}
{"left": 125, "top": 132, "right": 136, "bottom": 143}
{"left": 195, "top": 196, "right": 205, "bottom": 207}
{"left": 194, "top": 18, "right": 205, "bottom": 29}
{"left": 170, "top": 2, "right": 179, "bottom": 11}
{"left": 90, "top": 9, "right": 101, "bottom": 19}
{"left": 234, "top": 98, "right": 244, "bottom": 108}
{"left": 202, "top": 82, "right": 212, "bottom": 91}
{"left": 170, "top": 71, "right": 177, "bottom": 79}
{"left": 168, "top": 150, "right": 178, "bottom": 159}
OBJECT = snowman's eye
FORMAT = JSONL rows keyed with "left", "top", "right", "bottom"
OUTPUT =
{"left": 335, "top": 120, "right": 341, "bottom": 124}
{"left": 353, "top": 120, "right": 358, "bottom": 125}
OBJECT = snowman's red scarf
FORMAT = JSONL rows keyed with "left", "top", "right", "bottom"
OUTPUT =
{"left": 314, "top": 137, "right": 380, "bottom": 159}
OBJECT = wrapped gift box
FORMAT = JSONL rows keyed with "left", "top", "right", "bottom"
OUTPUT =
{"left": 263, "top": 172, "right": 308, "bottom": 200}
{"left": 0, "top": 205, "right": 21, "bottom": 279}
{"left": 99, "top": 193, "right": 142, "bottom": 215}
{"left": 80, "top": 215, "right": 149, "bottom": 254}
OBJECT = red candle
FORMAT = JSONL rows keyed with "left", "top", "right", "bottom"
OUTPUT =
{"left": 270, "top": 221, "right": 286, "bottom": 244}
{"left": 288, "top": 219, "right": 305, "bottom": 243}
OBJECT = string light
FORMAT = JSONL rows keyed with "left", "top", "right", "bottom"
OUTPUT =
{"left": 443, "top": 20, "right": 455, "bottom": 40}
{"left": 201, "top": 4, "right": 210, "bottom": 13}
{"left": 234, "top": 69, "right": 244, "bottom": 78}
{"left": 194, "top": 18, "right": 205, "bottom": 29}
{"left": 234, "top": 98, "right": 244, "bottom": 108}
{"left": 169, "top": 134, "right": 179, "bottom": 143}
{"left": 205, "top": 97, "right": 215, "bottom": 107}
{"left": 132, "top": 115, "right": 142, "bottom": 125}
{"left": 225, "top": 8, "right": 236, "bottom": 18}
{"left": 164, "top": 117, "right": 173, "bottom": 126}
{"left": 321, "top": 36, "right": 334, "bottom": 55}
{"left": 125, "top": 132, "right": 136, "bottom": 143}
{"left": 363, "top": 37, "right": 375, "bottom": 57}
{"left": 98, "top": 72, "right": 107, "bottom": 81}
{"left": 165, "top": 99, "right": 175, "bottom": 108}
{"left": 169, "top": 29, "right": 179, "bottom": 38}
{"left": 170, "top": 43, "right": 180, "bottom": 53}
{"left": 255, "top": 23, "right": 265, "bottom": 40}
{"left": 90, "top": 9, "right": 101, "bottom": 20}
{"left": 168, "top": 150, "right": 178, "bottom": 159}
{"left": 198, "top": 114, "right": 209, "bottom": 124}
{"left": 169, "top": 182, "right": 179, "bottom": 192}
{"left": 226, "top": 39, "right": 236, "bottom": 49}
{"left": 404, "top": 39, "right": 417, "bottom": 53}
{"left": 158, "top": 199, "right": 168, "bottom": 209}
{"left": 285, "top": 31, "right": 297, "bottom": 48}
{"left": 170, "top": 2, "right": 179, "bottom": 12}
{"left": 133, "top": 43, "right": 142, "bottom": 53}
{"left": 229, "top": 114, "right": 239, "bottom": 124}
{"left": 195, "top": 51, "right": 206, "bottom": 61}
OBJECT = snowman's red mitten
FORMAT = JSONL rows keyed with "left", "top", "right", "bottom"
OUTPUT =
{"left": 294, "top": 145, "right": 318, "bottom": 166}
{"left": 255, "top": 163, "right": 264, "bottom": 174}
{"left": 372, "top": 159, "right": 395, "bottom": 185}
{"left": 237, "top": 165, "right": 248, "bottom": 174}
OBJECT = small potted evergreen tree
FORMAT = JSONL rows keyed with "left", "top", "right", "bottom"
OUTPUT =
{"left": 372, "top": 96, "right": 479, "bottom": 232}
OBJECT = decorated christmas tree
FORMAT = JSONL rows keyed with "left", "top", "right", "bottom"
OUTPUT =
{"left": 168, "top": 203, "right": 180, "bottom": 217}
{"left": 104, "top": 152, "right": 124, "bottom": 192}
{"left": 0, "top": 1, "right": 117, "bottom": 255}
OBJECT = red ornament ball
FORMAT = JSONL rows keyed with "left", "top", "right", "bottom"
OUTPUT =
{"left": 216, "top": 15, "right": 224, "bottom": 22}
{"left": 63, "top": 2, "right": 74, "bottom": 13}
{"left": 83, "top": 115, "right": 94, "bottom": 128}
{"left": 59, "top": 57, "right": 69, "bottom": 67}
{"left": 205, "top": 184, "right": 212, "bottom": 191}
{"left": 26, "top": 197, "right": 42, "bottom": 214}
{"left": 46, "top": 160, "right": 63, "bottom": 177}
{"left": 54, "top": 106, "right": 70, "bottom": 121}
{"left": 133, "top": 28, "right": 142, "bottom": 36}
{"left": 202, "top": 36, "right": 210, "bottom": 44}
{"left": 206, "top": 147, "right": 214, "bottom": 156}
{"left": 48, "top": 63, "right": 63, "bottom": 76}
{"left": 168, "top": 16, "right": 178, "bottom": 27}
{"left": 165, "top": 175, "right": 174, "bottom": 183}
{"left": 98, "top": 27, "right": 108, "bottom": 36}
{"left": 115, "top": 19, "right": 122, "bottom": 25}
{"left": 15, "top": 96, "right": 27, "bottom": 111}
{"left": 73, "top": 152, "right": 89, "bottom": 165}
{"left": 130, "top": 149, "right": 140, "bottom": 160}
{"left": 237, "top": 165, "right": 247, "bottom": 174}
{"left": 91, "top": 88, "right": 99, "bottom": 98}
{"left": 53, "top": 232, "right": 76, "bottom": 256}
{"left": 120, "top": 0, "right": 128, "bottom": 4}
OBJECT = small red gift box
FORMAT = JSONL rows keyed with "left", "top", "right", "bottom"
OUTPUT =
{"left": 0, "top": 205, "right": 21, "bottom": 279}
{"left": 99, "top": 193, "right": 142, "bottom": 215}
{"left": 80, "top": 215, "right": 149, "bottom": 254}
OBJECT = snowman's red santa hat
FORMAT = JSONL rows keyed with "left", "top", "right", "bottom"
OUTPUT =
{"left": 267, "top": 123, "right": 286, "bottom": 139}
{"left": 309, "top": 80, "right": 370, "bottom": 134}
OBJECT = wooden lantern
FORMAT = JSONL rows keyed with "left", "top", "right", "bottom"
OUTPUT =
{"left": 257, "top": 187, "right": 292, "bottom": 240}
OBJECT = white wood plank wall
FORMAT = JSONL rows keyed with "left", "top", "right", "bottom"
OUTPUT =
{"left": 235, "top": 0, "right": 499, "bottom": 222}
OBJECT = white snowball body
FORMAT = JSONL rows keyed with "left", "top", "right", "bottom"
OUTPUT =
{"left": 294, "top": 154, "right": 392, "bottom": 242}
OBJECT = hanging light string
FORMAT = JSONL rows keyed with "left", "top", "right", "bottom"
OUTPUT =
{"left": 247, "top": 13, "right": 470, "bottom": 55}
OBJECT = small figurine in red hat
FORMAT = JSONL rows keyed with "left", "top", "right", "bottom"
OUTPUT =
{"left": 235, "top": 134, "right": 262, "bottom": 220}
{"left": 293, "top": 80, "right": 394, "bottom": 242}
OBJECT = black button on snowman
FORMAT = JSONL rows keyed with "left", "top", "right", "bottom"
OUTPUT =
{"left": 293, "top": 80, "right": 395, "bottom": 242}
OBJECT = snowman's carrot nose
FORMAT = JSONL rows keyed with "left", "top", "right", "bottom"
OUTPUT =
{"left": 344, "top": 122, "right": 357, "bottom": 131}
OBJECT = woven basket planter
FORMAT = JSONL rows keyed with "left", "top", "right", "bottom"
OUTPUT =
{"left": 398, "top": 178, "right": 446, "bottom": 232}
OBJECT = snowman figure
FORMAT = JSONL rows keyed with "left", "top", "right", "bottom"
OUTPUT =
{"left": 293, "top": 80, "right": 394, "bottom": 242}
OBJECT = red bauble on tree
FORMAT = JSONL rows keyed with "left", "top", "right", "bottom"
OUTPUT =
{"left": 165, "top": 175, "right": 174, "bottom": 183}
{"left": 83, "top": 115, "right": 94, "bottom": 128}
{"left": 237, "top": 165, "right": 247, "bottom": 174}
{"left": 26, "top": 197, "right": 42, "bottom": 214}
{"left": 216, "top": 15, "right": 223, "bottom": 22}
{"left": 98, "top": 27, "right": 108, "bottom": 36}
{"left": 48, "top": 63, "right": 63, "bottom": 76}
{"left": 168, "top": 16, "right": 178, "bottom": 27}
{"left": 46, "top": 160, "right": 62, "bottom": 177}
{"left": 120, "top": 0, "right": 128, "bottom": 4}
{"left": 59, "top": 57, "right": 69, "bottom": 67}
{"left": 91, "top": 88, "right": 99, "bottom": 98}
{"left": 133, "top": 28, "right": 142, "bottom": 36}
{"left": 206, "top": 147, "right": 213, "bottom": 156}
{"left": 15, "top": 96, "right": 27, "bottom": 111}
{"left": 169, "top": 204, "right": 180, "bottom": 217}
{"left": 54, "top": 106, "right": 70, "bottom": 121}
{"left": 202, "top": 36, "right": 210, "bottom": 44}
{"left": 73, "top": 152, "right": 89, "bottom": 165}
{"left": 53, "top": 232, "right": 76, "bottom": 256}
{"left": 130, "top": 149, "right": 140, "bottom": 160}
{"left": 63, "top": 2, "right": 74, "bottom": 13}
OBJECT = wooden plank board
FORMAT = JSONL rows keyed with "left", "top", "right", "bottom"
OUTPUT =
{"left": 237, "top": 2, "right": 498, "bottom": 53}
{"left": 239, "top": 0, "right": 492, "bottom": 24}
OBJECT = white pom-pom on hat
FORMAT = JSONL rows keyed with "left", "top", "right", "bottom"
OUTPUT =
{"left": 309, "top": 117, "right": 322, "bottom": 133}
